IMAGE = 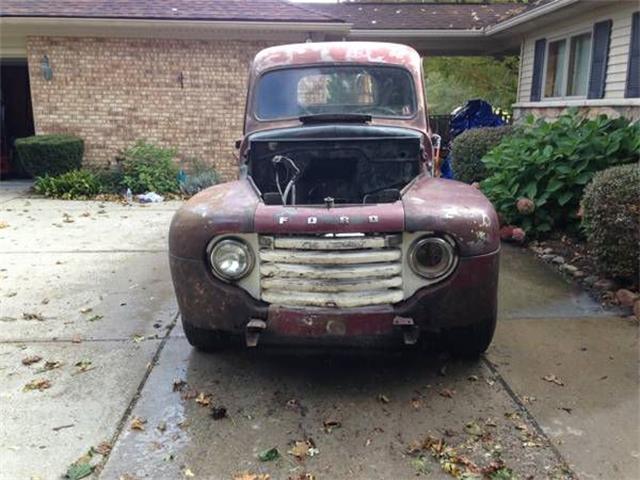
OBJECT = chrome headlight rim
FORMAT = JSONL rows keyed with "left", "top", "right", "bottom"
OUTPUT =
{"left": 207, "top": 236, "right": 255, "bottom": 282}
{"left": 408, "top": 235, "right": 457, "bottom": 279}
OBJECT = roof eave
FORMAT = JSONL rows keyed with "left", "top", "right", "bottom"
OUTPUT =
{"left": 485, "top": 0, "right": 581, "bottom": 35}
{"left": 0, "top": 16, "right": 351, "bottom": 32}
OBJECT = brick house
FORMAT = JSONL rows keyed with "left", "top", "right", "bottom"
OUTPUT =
{"left": 1, "top": 0, "right": 638, "bottom": 180}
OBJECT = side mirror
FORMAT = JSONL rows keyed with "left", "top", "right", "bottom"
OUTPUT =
{"left": 234, "top": 138, "right": 242, "bottom": 149}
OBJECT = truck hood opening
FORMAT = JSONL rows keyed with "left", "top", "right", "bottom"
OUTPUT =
{"left": 246, "top": 125, "right": 423, "bottom": 206}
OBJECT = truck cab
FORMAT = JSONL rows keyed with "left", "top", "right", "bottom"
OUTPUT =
{"left": 169, "top": 42, "right": 500, "bottom": 357}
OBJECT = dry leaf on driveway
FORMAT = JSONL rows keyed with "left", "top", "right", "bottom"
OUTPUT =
{"left": 542, "top": 374, "right": 565, "bottom": 386}
{"left": 233, "top": 473, "right": 270, "bottom": 480}
{"left": 22, "top": 355, "right": 42, "bottom": 366}
{"left": 130, "top": 416, "right": 147, "bottom": 431}
{"left": 195, "top": 392, "right": 212, "bottom": 407}
{"left": 439, "top": 388, "right": 456, "bottom": 398}
{"left": 24, "top": 378, "right": 51, "bottom": 391}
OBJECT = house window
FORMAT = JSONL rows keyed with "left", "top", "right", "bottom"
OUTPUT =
{"left": 544, "top": 32, "right": 592, "bottom": 98}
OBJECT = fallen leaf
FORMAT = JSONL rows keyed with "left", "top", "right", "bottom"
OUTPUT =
{"left": 6, "top": 291, "right": 17, "bottom": 297}
{"left": 22, "top": 312, "right": 44, "bottom": 321}
{"left": 22, "top": 355, "right": 42, "bottom": 366}
{"left": 87, "top": 315, "right": 103, "bottom": 322}
{"left": 464, "top": 421, "right": 484, "bottom": 437}
{"left": 71, "top": 335, "right": 83, "bottom": 343}
{"left": 74, "top": 360, "right": 93, "bottom": 373}
{"left": 132, "top": 335, "right": 144, "bottom": 343}
{"left": 377, "top": 394, "right": 390, "bottom": 404}
{"left": 258, "top": 447, "right": 280, "bottom": 462}
{"left": 542, "top": 374, "right": 565, "bottom": 386}
{"left": 79, "top": 307, "right": 93, "bottom": 314}
{"left": 232, "top": 473, "right": 270, "bottom": 480}
{"left": 323, "top": 418, "right": 341, "bottom": 433}
{"left": 37, "top": 360, "right": 63, "bottom": 372}
{"left": 94, "top": 441, "right": 112, "bottom": 455}
{"left": 288, "top": 439, "right": 317, "bottom": 459}
{"left": 0, "top": 221, "right": 9, "bottom": 229}
{"left": 181, "top": 388, "right": 198, "bottom": 400}
{"left": 195, "top": 392, "right": 212, "bottom": 407}
{"left": 439, "top": 388, "right": 455, "bottom": 398}
{"left": 172, "top": 378, "right": 187, "bottom": 392}
{"left": 81, "top": 212, "right": 91, "bottom": 217}
{"left": 184, "top": 468, "right": 195, "bottom": 478}
{"left": 64, "top": 462, "right": 93, "bottom": 480}
{"left": 130, "top": 416, "right": 147, "bottom": 431}
{"left": 41, "top": 298, "right": 50, "bottom": 305}
{"left": 24, "top": 378, "right": 51, "bottom": 391}
{"left": 211, "top": 406, "right": 227, "bottom": 420}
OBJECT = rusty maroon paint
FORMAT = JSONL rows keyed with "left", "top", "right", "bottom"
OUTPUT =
{"left": 403, "top": 176, "right": 500, "bottom": 256}
{"left": 254, "top": 201, "right": 404, "bottom": 234}
{"left": 169, "top": 41, "right": 500, "bottom": 354}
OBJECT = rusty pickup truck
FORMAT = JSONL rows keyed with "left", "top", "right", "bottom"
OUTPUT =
{"left": 169, "top": 42, "right": 499, "bottom": 357}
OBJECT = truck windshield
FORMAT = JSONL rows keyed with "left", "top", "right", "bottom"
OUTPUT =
{"left": 255, "top": 66, "right": 416, "bottom": 120}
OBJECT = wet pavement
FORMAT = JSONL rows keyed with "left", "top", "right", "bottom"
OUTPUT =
{"left": 0, "top": 182, "right": 637, "bottom": 480}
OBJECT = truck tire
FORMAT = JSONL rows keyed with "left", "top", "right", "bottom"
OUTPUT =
{"left": 183, "top": 321, "right": 232, "bottom": 352}
{"left": 442, "top": 315, "right": 496, "bottom": 359}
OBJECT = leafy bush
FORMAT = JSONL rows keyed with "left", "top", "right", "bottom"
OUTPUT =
{"left": 118, "top": 141, "right": 179, "bottom": 194}
{"left": 15, "top": 134, "right": 84, "bottom": 177}
{"left": 481, "top": 112, "right": 640, "bottom": 236}
{"left": 582, "top": 164, "right": 639, "bottom": 279}
{"left": 451, "top": 125, "right": 512, "bottom": 183}
{"left": 179, "top": 158, "right": 218, "bottom": 196}
{"left": 34, "top": 170, "right": 101, "bottom": 199}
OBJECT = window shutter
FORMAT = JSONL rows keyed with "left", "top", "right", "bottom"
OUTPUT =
{"left": 530, "top": 38, "right": 546, "bottom": 101}
{"left": 588, "top": 20, "right": 612, "bottom": 99}
{"left": 625, "top": 12, "right": 640, "bottom": 98}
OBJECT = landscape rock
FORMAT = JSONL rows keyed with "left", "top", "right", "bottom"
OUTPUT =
{"left": 583, "top": 275, "right": 599, "bottom": 287}
{"left": 560, "top": 264, "right": 578, "bottom": 274}
{"left": 551, "top": 256, "right": 565, "bottom": 265}
{"left": 541, "top": 254, "right": 555, "bottom": 262}
{"left": 616, "top": 289, "right": 639, "bottom": 307}
{"left": 594, "top": 278, "right": 616, "bottom": 291}
{"left": 541, "top": 247, "right": 554, "bottom": 255}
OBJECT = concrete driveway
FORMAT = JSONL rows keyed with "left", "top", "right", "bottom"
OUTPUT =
{"left": 0, "top": 182, "right": 637, "bottom": 480}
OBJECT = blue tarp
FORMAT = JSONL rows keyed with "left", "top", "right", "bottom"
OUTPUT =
{"left": 441, "top": 99, "right": 505, "bottom": 180}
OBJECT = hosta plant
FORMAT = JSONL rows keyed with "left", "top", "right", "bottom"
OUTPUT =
{"left": 481, "top": 111, "right": 640, "bottom": 236}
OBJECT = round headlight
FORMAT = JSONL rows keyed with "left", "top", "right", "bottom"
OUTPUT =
{"left": 409, "top": 236, "right": 456, "bottom": 279}
{"left": 208, "top": 238, "right": 254, "bottom": 281}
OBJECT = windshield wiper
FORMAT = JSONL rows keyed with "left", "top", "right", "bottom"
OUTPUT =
{"left": 299, "top": 113, "right": 372, "bottom": 124}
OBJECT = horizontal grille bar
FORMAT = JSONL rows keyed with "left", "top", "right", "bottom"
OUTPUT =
{"left": 261, "top": 276, "right": 402, "bottom": 293}
{"left": 269, "top": 234, "right": 401, "bottom": 251}
{"left": 260, "top": 248, "right": 401, "bottom": 265}
{"left": 261, "top": 262, "right": 401, "bottom": 280}
{"left": 262, "top": 290, "right": 404, "bottom": 308}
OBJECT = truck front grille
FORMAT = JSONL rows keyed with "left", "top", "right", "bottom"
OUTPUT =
{"left": 258, "top": 234, "right": 403, "bottom": 308}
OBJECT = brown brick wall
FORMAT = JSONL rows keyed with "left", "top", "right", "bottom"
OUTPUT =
{"left": 26, "top": 36, "right": 271, "bottom": 181}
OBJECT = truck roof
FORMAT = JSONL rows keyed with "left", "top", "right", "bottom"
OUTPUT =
{"left": 252, "top": 41, "right": 422, "bottom": 75}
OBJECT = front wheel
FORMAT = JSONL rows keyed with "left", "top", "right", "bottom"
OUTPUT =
{"left": 442, "top": 315, "right": 496, "bottom": 359}
{"left": 183, "top": 321, "right": 233, "bottom": 352}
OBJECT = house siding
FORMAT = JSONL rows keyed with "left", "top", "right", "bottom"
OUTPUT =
{"left": 26, "top": 36, "right": 272, "bottom": 181}
{"left": 515, "top": 1, "right": 639, "bottom": 120}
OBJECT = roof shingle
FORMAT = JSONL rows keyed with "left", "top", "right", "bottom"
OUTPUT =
{"left": 0, "top": 0, "right": 341, "bottom": 23}
{"left": 302, "top": 1, "right": 533, "bottom": 30}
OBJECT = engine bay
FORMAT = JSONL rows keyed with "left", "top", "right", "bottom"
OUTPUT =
{"left": 246, "top": 125, "right": 423, "bottom": 206}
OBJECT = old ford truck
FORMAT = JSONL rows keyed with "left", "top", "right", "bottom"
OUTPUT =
{"left": 169, "top": 42, "right": 500, "bottom": 357}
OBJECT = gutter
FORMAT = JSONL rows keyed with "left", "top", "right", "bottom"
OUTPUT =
{"left": 348, "top": 29, "right": 485, "bottom": 39}
{"left": 485, "top": 0, "right": 581, "bottom": 35}
{"left": 0, "top": 16, "right": 352, "bottom": 33}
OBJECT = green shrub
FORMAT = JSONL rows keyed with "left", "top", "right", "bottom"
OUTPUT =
{"left": 15, "top": 134, "right": 84, "bottom": 177}
{"left": 179, "top": 158, "right": 218, "bottom": 196}
{"left": 481, "top": 112, "right": 640, "bottom": 236}
{"left": 582, "top": 164, "right": 639, "bottom": 279}
{"left": 451, "top": 125, "right": 512, "bottom": 183}
{"left": 118, "top": 141, "right": 179, "bottom": 194}
{"left": 34, "top": 170, "right": 101, "bottom": 199}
